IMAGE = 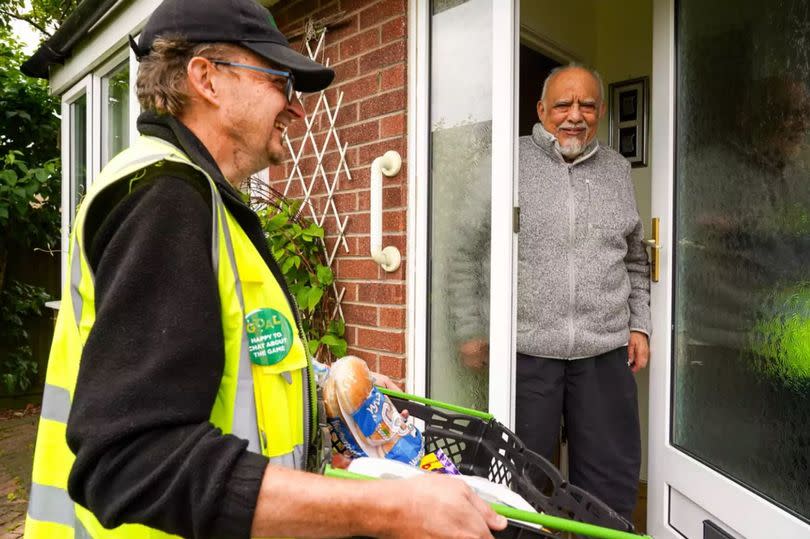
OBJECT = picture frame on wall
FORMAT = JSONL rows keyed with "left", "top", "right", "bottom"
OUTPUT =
{"left": 608, "top": 77, "right": 648, "bottom": 167}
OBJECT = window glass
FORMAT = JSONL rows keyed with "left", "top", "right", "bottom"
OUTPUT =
{"left": 428, "top": 0, "right": 492, "bottom": 410}
{"left": 673, "top": 0, "right": 810, "bottom": 521}
{"left": 102, "top": 62, "right": 129, "bottom": 165}
{"left": 69, "top": 94, "right": 87, "bottom": 226}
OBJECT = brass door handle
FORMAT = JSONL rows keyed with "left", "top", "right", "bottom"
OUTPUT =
{"left": 644, "top": 217, "right": 661, "bottom": 282}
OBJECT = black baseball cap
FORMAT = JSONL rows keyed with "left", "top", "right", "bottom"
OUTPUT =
{"left": 132, "top": 0, "right": 334, "bottom": 92}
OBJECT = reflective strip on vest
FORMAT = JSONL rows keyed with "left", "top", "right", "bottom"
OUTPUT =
{"left": 70, "top": 234, "right": 83, "bottom": 326}
{"left": 217, "top": 203, "right": 261, "bottom": 453}
{"left": 28, "top": 483, "right": 73, "bottom": 527}
{"left": 40, "top": 384, "right": 71, "bottom": 424}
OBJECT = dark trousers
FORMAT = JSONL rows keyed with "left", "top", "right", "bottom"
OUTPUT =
{"left": 515, "top": 347, "right": 641, "bottom": 521}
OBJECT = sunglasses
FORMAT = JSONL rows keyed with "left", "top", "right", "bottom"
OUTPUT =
{"left": 212, "top": 60, "right": 296, "bottom": 103}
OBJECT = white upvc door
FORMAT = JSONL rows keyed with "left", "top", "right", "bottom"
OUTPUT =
{"left": 487, "top": 0, "right": 519, "bottom": 428}
{"left": 647, "top": 1, "right": 810, "bottom": 538}
{"left": 409, "top": 0, "right": 518, "bottom": 424}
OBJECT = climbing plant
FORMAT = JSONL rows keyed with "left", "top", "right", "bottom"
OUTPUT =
{"left": 251, "top": 182, "right": 347, "bottom": 363}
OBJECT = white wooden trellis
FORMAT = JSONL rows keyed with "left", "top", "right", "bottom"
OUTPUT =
{"left": 283, "top": 28, "right": 350, "bottom": 323}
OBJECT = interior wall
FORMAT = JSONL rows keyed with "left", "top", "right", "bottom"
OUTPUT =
{"left": 519, "top": 0, "right": 653, "bottom": 482}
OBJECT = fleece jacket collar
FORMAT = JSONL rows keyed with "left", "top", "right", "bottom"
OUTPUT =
{"left": 136, "top": 111, "right": 248, "bottom": 208}
{"left": 531, "top": 122, "right": 599, "bottom": 166}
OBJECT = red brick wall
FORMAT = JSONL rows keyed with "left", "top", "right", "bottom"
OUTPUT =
{"left": 269, "top": 0, "right": 409, "bottom": 382}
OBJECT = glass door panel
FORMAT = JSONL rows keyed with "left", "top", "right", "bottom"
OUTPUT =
{"left": 427, "top": 0, "right": 494, "bottom": 410}
{"left": 672, "top": 0, "right": 810, "bottom": 524}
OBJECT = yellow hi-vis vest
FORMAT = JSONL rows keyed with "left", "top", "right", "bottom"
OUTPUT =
{"left": 25, "top": 136, "right": 319, "bottom": 539}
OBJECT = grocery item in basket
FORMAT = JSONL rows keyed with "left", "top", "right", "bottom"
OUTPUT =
{"left": 324, "top": 374, "right": 367, "bottom": 458}
{"left": 327, "top": 356, "right": 424, "bottom": 465}
{"left": 419, "top": 449, "right": 460, "bottom": 475}
{"left": 347, "top": 457, "right": 536, "bottom": 513}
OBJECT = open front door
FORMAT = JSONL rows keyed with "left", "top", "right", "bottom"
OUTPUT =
{"left": 648, "top": 1, "right": 810, "bottom": 537}
{"left": 421, "top": 0, "right": 518, "bottom": 425}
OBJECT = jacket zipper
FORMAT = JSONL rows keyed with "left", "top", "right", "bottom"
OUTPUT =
{"left": 567, "top": 165, "right": 576, "bottom": 358}
{"left": 288, "top": 291, "right": 313, "bottom": 470}
{"left": 586, "top": 179, "right": 592, "bottom": 232}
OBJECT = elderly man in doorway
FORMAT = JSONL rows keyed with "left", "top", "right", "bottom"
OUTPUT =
{"left": 516, "top": 64, "right": 651, "bottom": 522}
{"left": 458, "top": 64, "right": 651, "bottom": 523}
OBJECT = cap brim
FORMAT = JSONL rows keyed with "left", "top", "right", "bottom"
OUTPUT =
{"left": 242, "top": 41, "right": 335, "bottom": 93}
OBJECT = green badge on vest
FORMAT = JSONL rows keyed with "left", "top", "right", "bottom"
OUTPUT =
{"left": 245, "top": 308, "right": 294, "bottom": 365}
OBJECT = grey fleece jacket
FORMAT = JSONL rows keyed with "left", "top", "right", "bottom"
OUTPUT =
{"left": 517, "top": 123, "right": 651, "bottom": 359}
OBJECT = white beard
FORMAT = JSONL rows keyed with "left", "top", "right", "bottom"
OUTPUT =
{"left": 558, "top": 138, "right": 585, "bottom": 159}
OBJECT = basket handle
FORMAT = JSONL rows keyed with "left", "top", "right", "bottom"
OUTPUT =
{"left": 377, "top": 387, "right": 495, "bottom": 421}
{"left": 323, "top": 465, "right": 652, "bottom": 539}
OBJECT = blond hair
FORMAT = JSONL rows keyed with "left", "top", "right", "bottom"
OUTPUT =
{"left": 136, "top": 38, "right": 237, "bottom": 115}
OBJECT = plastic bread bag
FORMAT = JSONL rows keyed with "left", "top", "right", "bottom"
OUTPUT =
{"left": 323, "top": 373, "right": 367, "bottom": 459}
{"left": 326, "top": 356, "right": 424, "bottom": 465}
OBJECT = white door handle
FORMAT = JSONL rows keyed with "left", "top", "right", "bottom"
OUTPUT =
{"left": 370, "top": 150, "right": 402, "bottom": 272}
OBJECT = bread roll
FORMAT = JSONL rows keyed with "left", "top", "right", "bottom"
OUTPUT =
{"left": 329, "top": 356, "right": 424, "bottom": 464}
{"left": 323, "top": 373, "right": 366, "bottom": 458}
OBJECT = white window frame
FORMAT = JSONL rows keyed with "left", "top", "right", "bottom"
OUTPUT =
{"left": 60, "top": 75, "right": 93, "bottom": 285}
{"left": 93, "top": 48, "right": 130, "bottom": 174}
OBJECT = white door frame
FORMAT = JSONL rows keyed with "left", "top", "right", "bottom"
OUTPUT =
{"left": 406, "top": 0, "right": 519, "bottom": 427}
{"left": 647, "top": 1, "right": 810, "bottom": 537}
{"left": 488, "top": 0, "right": 519, "bottom": 427}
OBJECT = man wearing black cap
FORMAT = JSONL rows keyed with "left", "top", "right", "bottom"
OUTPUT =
{"left": 25, "top": 0, "right": 507, "bottom": 538}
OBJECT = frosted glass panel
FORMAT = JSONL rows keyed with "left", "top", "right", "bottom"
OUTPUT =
{"left": 428, "top": 0, "right": 492, "bottom": 410}
{"left": 673, "top": 0, "right": 810, "bottom": 521}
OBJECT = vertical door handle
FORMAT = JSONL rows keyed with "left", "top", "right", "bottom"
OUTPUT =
{"left": 370, "top": 150, "right": 402, "bottom": 272}
{"left": 642, "top": 217, "right": 661, "bottom": 282}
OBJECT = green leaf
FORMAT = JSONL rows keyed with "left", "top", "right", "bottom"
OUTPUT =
{"left": 307, "top": 286, "right": 324, "bottom": 311}
{"left": 268, "top": 212, "right": 288, "bottom": 229}
{"left": 281, "top": 256, "right": 296, "bottom": 273}
{"left": 1, "top": 169, "right": 18, "bottom": 185}
{"left": 328, "top": 319, "right": 346, "bottom": 337}
{"left": 307, "top": 339, "right": 320, "bottom": 356}
{"left": 295, "top": 286, "right": 310, "bottom": 309}
{"left": 303, "top": 223, "right": 324, "bottom": 239}
{"left": 316, "top": 265, "right": 333, "bottom": 285}
{"left": 324, "top": 336, "right": 348, "bottom": 358}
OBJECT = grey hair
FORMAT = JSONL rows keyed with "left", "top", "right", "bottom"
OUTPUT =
{"left": 540, "top": 63, "right": 605, "bottom": 104}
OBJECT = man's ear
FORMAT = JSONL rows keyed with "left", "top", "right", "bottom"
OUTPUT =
{"left": 599, "top": 101, "right": 607, "bottom": 119}
{"left": 186, "top": 57, "right": 221, "bottom": 107}
{"left": 536, "top": 99, "right": 545, "bottom": 122}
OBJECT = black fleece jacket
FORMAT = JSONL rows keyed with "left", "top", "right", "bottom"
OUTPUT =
{"left": 66, "top": 112, "right": 290, "bottom": 539}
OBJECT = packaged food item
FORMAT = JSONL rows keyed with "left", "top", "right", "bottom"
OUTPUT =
{"left": 326, "top": 356, "right": 424, "bottom": 465}
{"left": 419, "top": 449, "right": 460, "bottom": 475}
{"left": 323, "top": 374, "right": 367, "bottom": 458}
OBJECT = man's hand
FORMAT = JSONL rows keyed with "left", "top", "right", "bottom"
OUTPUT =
{"left": 383, "top": 474, "right": 507, "bottom": 538}
{"left": 371, "top": 371, "right": 401, "bottom": 391}
{"left": 459, "top": 338, "right": 489, "bottom": 371}
{"left": 627, "top": 331, "right": 649, "bottom": 373}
